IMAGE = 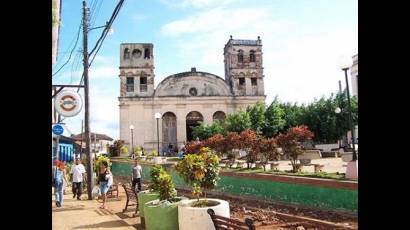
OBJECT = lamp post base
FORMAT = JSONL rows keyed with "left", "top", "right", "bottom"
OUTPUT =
{"left": 345, "top": 160, "right": 358, "bottom": 180}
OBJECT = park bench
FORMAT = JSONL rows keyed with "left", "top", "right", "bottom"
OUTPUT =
{"left": 295, "top": 150, "right": 324, "bottom": 173}
{"left": 106, "top": 183, "right": 119, "bottom": 198}
{"left": 122, "top": 183, "right": 138, "bottom": 216}
{"left": 207, "top": 208, "right": 256, "bottom": 230}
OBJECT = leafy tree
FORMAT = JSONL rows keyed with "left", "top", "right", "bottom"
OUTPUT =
{"left": 263, "top": 97, "right": 286, "bottom": 137}
{"left": 192, "top": 121, "right": 226, "bottom": 141}
{"left": 225, "top": 110, "right": 251, "bottom": 133}
{"left": 276, "top": 125, "right": 314, "bottom": 172}
{"left": 238, "top": 129, "right": 259, "bottom": 168}
{"left": 256, "top": 137, "right": 278, "bottom": 171}
{"left": 246, "top": 101, "right": 266, "bottom": 134}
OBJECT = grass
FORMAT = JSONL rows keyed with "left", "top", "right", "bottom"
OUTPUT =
{"left": 221, "top": 167, "right": 347, "bottom": 180}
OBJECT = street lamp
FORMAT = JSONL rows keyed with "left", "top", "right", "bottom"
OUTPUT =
{"left": 335, "top": 107, "right": 341, "bottom": 114}
{"left": 129, "top": 125, "right": 134, "bottom": 158}
{"left": 338, "top": 55, "right": 357, "bottom": 178}
{"left": 154, "top": 113, "right": 162, "bottom": 156}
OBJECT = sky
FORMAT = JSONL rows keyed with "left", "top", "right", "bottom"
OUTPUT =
{"left": 52, "top": 0, "right": 358, "bottom": 140}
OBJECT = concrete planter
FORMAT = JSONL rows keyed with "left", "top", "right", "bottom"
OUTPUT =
{"left": 138, "top": 190, "right": 160, "bottom": 228}
{"left": 153, "top": 157, "right": 166, "bottom": 164}
{"left": 178, "top": 198, "right": 230, "bottom": 230}
{"left": 144, "top": 197, "right": 188, "bottom": 230}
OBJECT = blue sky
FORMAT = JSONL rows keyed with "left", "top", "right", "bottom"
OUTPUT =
{"left": 53, "top": 0, "right": 358, "bottom": 140}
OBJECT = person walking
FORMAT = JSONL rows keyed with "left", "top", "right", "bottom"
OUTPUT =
{"left": 71, "top": 158, "right": 86, "bottom": 200}
{"left": 53, "top": 160, "right": 67, "bottom": 207}
{"left": 97, "top": 161, "right": 113, "bottom": 209}
{"left": 132, "top": 159, "right": 142, "bottom": 192}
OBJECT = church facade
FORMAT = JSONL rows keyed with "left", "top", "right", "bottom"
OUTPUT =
{"left": 118, "top": 37, "right": 266, "bottom": 153}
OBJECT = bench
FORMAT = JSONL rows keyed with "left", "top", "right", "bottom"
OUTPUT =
{"left": 207, "top": 208, "right": 255, "bottom": 230}
{"left": 122, "top": 183, "right": 138, "bottom": 216}
{"left": 106, "top": 183, "right": 119, "bottom": 198}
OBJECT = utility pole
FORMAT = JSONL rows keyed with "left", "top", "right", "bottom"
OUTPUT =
{"left": 82, "top": 0, "right": 93, "bottom": 200}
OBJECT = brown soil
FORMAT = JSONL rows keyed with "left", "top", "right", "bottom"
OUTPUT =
{"left": 176, "top": 188, "right": 357, "bottom": 230}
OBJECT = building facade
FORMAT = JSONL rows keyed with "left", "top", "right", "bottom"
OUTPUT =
{"left": 350, "top": 54, "right": 358, "bottom": 97}
{"left": 118, "top": 37, "right": 266, "bottom": 153}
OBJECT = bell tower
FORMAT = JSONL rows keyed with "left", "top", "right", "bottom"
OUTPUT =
{"left": 119, "top": 43, "right": 155, "bottom": 97}
{"left": 224, "top": 36, "right": 264, "bottom": 96}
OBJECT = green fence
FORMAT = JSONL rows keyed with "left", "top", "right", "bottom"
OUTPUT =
{"left": 111, "top": 160, "right": 357, "bottom": 213}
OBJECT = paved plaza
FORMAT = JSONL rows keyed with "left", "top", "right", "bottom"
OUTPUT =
{"left": 52, "top": 188, "right": 140, "bottom": 230}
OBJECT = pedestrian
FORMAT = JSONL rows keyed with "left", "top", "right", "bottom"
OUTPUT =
{"left": 141, "top": 147, "right": 145, "bottom": 156}
{"left": 97, "top": 161, "right": 113, "bottom": 209}
{"left": 132, "top": 159, "right": 142, "bottom": 192}
{"left": 53, "top": 160, "right": 67, "bottom": 207}
{"left": 71, "top": 158, "right": 86, "bottom": 200}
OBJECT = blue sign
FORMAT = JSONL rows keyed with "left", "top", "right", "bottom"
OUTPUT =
{"left": 52, "top": 124, "right": 64, "bottom": 135}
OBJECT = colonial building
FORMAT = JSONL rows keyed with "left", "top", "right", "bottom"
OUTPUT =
{"left": 350, "top": 54, "right": 358, "bottom": 97}
{"left": 118, "top": 36, "right": 266, "bottom": 153}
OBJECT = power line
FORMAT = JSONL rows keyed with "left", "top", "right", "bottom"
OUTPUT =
{"left": 77, "top": 0, "right": 125, "bottom": 92}
{"left": 52, "top": 22, "right": 82, "bottom": 77}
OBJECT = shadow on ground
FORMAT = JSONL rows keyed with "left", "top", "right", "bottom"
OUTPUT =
{"left": 73, "top": 220, "right": 130, "bottom": 229}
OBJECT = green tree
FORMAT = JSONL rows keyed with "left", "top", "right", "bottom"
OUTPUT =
{"left": 280, "top": 102, "right": 305, "bottom": 131}
{"left": 263, "top": 97, "right": 286, "bottom": 137}
{"left": 246, "top": 101, "right": 266, "bottom": 134}
{"left": 225, "top": 110, "right": 251, "bottom": 133}
{"left": 192, "top": 121, "right": 226, "bottom": 140}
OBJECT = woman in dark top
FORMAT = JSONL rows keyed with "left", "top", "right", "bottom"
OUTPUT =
{"left": 97, "top": 162, "right": 112, "bottom": 209}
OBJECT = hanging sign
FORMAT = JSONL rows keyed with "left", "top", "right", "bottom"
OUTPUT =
{"left": 55, "top": 90, "right": 83, "bottom": 117}
{"left": 52, "top": 124, "right": 64, "bottom": 135}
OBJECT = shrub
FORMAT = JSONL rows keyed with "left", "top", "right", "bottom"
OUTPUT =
{"left": 174, "top": 147, "right": 220, "bottom": 202}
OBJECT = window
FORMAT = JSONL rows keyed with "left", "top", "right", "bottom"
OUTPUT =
{"left": 144, "top": 48, "right": 150, "bottom": 59}
{"left": 238, "top": 50, "right": 244, "bottom": 63}
{"left": 189, "top": 87, "right": 197, "bottom": 96}
{"left": 126, "top": 77, "right": 134, "bottom": 92}
{"left": 124, "top": 48, "right": 130, "bottom": 59}
{"left": 251, "top": 78, "right": 257, "bottom": 86}
{"left": 140, "top": 77, "right": 147, "bottom": 92}
{"left": 132, "top": 49, "right": 142, "bottom": 58}
{"left": 239, "top": 77, "right": 245, "bottom": 86}
{"left": 250, "top": 50, "right": 255, "bottom": 62}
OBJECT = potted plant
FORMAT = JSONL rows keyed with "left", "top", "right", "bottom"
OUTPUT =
{"left": 144, "top": 166, "right": 187, "bottom": 230}
{"left": 138, "top": 165, "right": 160, "bottom": 227}
{"left": 175, "top": 147, "right": 229, "bottom": 230}
{"left": 134, "top": 145, "right": 142, "bottom": 157}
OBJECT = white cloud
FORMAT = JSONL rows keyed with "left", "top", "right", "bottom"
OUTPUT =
{"left": 159, "top": 6, "right": 357, "bottom": 105}
{"left": 132, "top": 14, "right": 148, "bottom": 22}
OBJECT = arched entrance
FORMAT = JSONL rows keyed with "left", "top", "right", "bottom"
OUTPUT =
{"left": 213, "top": 111, "right": 226, "bottom": 122}
{"left": 162, "top": 112, "right": 177, "bottom": 152}
{"left": 186, "top": 111, "right": 203, "bottom": 141}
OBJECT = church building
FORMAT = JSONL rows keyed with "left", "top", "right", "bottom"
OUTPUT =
{"left": 118, "top": 36, "right": 266, "bottom": 152}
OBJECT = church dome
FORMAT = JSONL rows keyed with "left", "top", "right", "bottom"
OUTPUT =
{"left": 154, "top": 68, "right": 232, "bottom": 97}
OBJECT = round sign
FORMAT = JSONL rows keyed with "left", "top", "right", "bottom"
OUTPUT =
{"left": 52, "top": 124, "right": 64, "bottom": 135}
{"left": 55, "top": 90, "right": 83, "bottom": 117}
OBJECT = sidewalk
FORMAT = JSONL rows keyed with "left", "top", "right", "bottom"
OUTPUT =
{"left": 52, "top": 186, "right": 140, "bottom": 230}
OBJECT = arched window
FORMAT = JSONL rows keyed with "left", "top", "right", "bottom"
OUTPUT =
{"left": 132, "top": 49, "right": 142, "bottom": 58}
{"left": 144, "top": 48, "right": 150, "bottom": 59}
{"left": 238, "top": 50, "right": 244, "bottom": 63}
{"left": 213, "top": 111, "right": 226, "bottom": 122}
{"left": 124, "top": 48, "right": 130, "bottom": 59}
{"left": 250, "top": 50, "right": 255, "bottom": 62}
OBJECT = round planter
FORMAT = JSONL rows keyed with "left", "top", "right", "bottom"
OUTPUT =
{"left": 178, "top": 198, "right": 230, "bottom": 230}
{"left": 138, "top": 191, "right": 160, "bottom": 218}
{"left": 138, "top": 191, "right": 160, "bottom": 229}
{"left": 144, "top": 197, "right": 188, "bottom": 230}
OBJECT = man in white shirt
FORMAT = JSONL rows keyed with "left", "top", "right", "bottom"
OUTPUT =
{"left": 71, "top": 158, "right": 86, "bottom": 200}
{"left": 132, "top": 159, "right": 142, "bottom": 192}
